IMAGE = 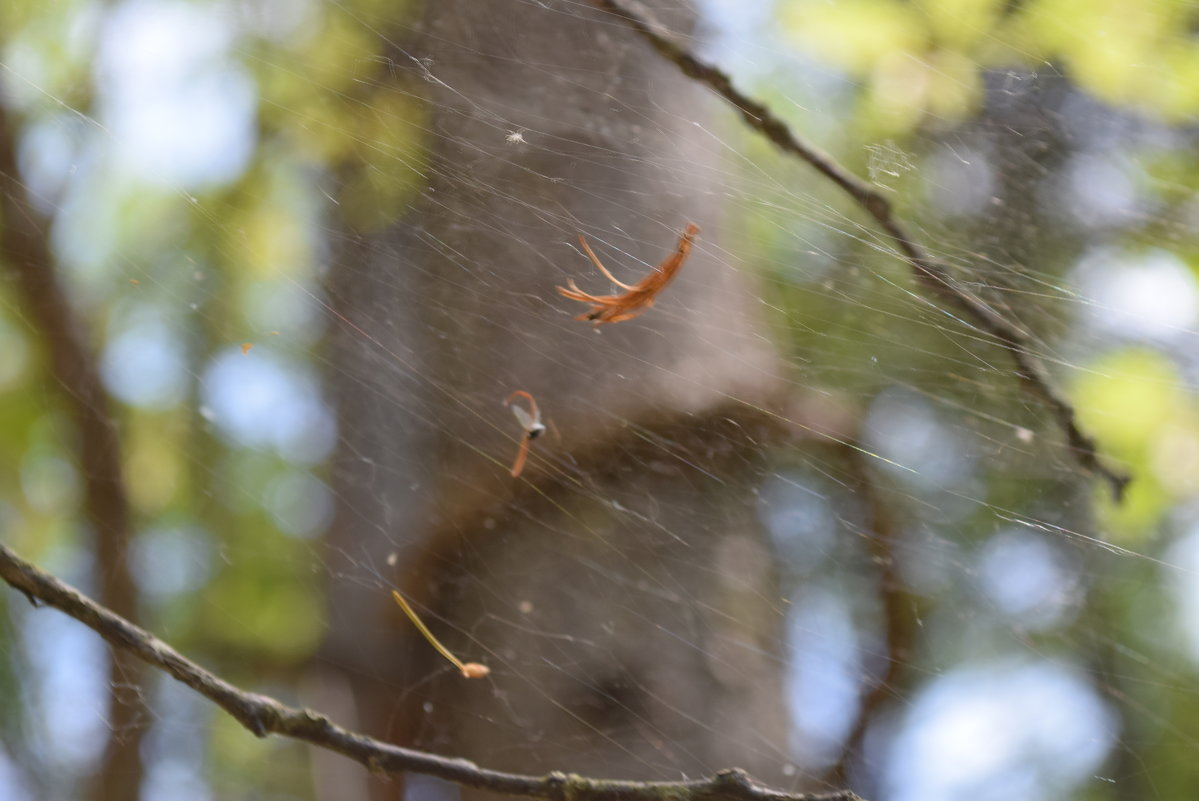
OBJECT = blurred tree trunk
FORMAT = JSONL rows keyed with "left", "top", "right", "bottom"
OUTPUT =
{"left": 321, "top": 3, "right": 791, "bottom": 798}
{"left": 0, "top": 107, "right": 145, "bottom": 801}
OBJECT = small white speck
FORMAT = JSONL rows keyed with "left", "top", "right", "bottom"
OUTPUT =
{"left": 505, "top": 130, "right": 526, "bottom": 144}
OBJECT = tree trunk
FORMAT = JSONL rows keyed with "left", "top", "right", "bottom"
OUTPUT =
{"left": 0, "top": 105, "right": 146, "bottom": 801}
{"left": 321, "top": 3, "right": 790, "bottom": 797}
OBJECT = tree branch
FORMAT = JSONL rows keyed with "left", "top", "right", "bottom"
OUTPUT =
{"left": 0, "top": 542, "right": 863, "bottom": 801}
{"left": 590, "top": 0, "right": 1130, "bottom": 501}
{"left": 824, "top": 444, "right": 919, "bottom": 792}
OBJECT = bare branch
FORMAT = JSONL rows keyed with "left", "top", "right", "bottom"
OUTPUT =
{"left": 0, "top": 543, "right": 863, "bottom": 801}
{"left": 590, "top": 0, "right": 1130, "bottom": 501}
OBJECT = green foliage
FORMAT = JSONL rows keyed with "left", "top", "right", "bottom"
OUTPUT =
{"left": 1076, "top": 348, "right": 1199, "bottom": 538}
{"left": 780, "top": 0, "right": 1199, "bottom": 129}
{"left": 1011, "top": 0, "right": 1199, "bottom": 117}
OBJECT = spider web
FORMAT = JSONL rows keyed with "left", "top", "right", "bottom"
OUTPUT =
{"left": 2, "top": 1, "right": 1199, "bottom": 801}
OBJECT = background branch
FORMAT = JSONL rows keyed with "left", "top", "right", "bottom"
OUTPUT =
{"left": 0, "top": 543, "right": 863, "bottom": 801}
{"left": 824, "top": 445, "right": 920, "bottom": 793}
{"left": 591, "top": 0, "right": 1130, "bottom": 501}
{"left": 0, "top": 106, "right": 146, "bottom": 800}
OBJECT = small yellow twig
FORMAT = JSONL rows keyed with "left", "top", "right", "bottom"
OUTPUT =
{"left": 391, "top": 590, "right": 490, "bottom": 679}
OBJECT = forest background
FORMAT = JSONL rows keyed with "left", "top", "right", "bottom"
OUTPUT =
{"left": 2, "top": 1, "right": 1199, "bottom": 801}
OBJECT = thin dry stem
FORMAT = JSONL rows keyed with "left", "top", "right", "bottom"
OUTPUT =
{"left": 391, "top": 590, "right": 490, "bottom": 678}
